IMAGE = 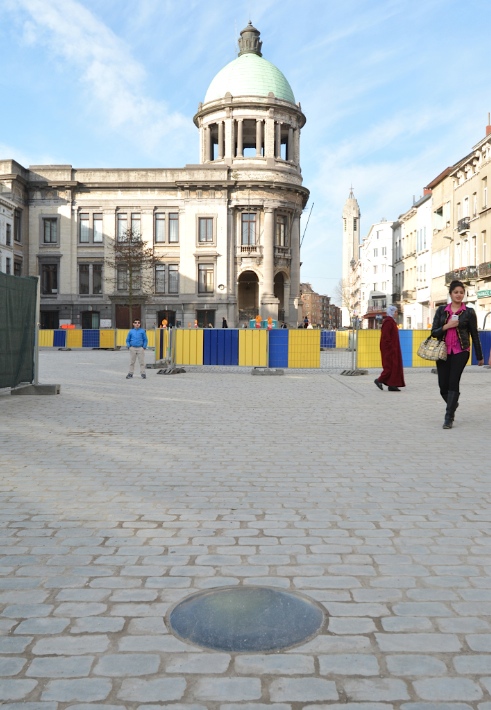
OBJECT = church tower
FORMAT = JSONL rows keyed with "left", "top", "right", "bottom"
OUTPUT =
{"left": 341, "top": 188, "right": 361, "bottom": 327}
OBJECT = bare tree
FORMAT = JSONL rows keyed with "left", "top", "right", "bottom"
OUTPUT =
{"left": 335, "top": 267, "right": 360, "bottom": 327}
{"left": 105, "top": 229, "right": 160, "bottom": 326}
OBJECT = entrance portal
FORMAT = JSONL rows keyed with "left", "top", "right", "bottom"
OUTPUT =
{"left": 238, "top": 271, "right": 259, "bottom": 323}
{"left": 81, "top": 311, "right": 100, "bottom": 329}
{"left": 116, "top": 305, "right": 141, "bottom": 329}
{"left": 196, "top": 310, "right": 215, "bottom": 328}
{"left": 157, "top": 309, "right": 176, "bottom": 328}
{"left": 40, "top": 310, "right": 59, "bottom": 329}
{"left": 274, "top": 272, "right": 286, "bottom": 323}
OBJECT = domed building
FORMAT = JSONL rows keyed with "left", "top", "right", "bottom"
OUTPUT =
{"left": 0, "top": 23, "right": 309, "bottom": 329}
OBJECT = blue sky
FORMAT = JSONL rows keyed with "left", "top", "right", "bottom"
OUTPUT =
{"left": 1, "top": 0, "right": 490, "bottom": 297}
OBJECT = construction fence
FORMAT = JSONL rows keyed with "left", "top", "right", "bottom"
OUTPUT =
{"left": 0, "top": 272, "right": 38, "bottom": 389}
{"left": 38, "top": 327, "right": 491, "bottom": 370}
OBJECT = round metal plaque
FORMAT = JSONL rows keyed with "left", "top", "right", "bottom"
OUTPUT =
{"left": 168, "top": 585, "right": 325, "bottom": 652}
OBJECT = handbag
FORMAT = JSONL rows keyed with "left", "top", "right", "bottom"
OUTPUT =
{"left": 417, "top": 336, "right": 447, "bottom": 361}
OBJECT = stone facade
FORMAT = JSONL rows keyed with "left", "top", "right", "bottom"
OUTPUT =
{"left": 0, "top": 24, "right": 309, "bottom": 329}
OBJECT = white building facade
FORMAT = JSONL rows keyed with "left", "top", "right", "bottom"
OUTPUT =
{"left": 359, "top": 220, "right": 393, "bottom": 328}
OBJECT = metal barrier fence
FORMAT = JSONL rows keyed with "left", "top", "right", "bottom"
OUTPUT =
{"left": 156, "top": 328, "right": 353, "bottom": 369}
{"left": 39, "top": 327, "right": 491, "bottom": 370}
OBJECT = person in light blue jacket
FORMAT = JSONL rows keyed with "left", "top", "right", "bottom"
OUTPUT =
{"left": 125, "top": 319, "right": 148, "bottom": 379}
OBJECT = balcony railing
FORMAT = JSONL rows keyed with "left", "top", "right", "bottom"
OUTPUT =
{"left": 445, "top": 266, "right": 477, "bottom": 284}
{"left": 274, "top": 246, "right": 290, "bottom": 258}
{"left": 457, "top": 217, "right": 470, "bottom": 233}
{"left": 478, "top": 262, "right": 491, "bottom": 278}
{"left": 240, "top": 245, "right": 259, "bottom": 254}
{"left": 402, "top": 289, "right": 415, "bottom": 300}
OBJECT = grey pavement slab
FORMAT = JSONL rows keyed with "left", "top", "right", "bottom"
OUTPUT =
{"left": 1, "top": 349, "right": 491, "bottom": 708}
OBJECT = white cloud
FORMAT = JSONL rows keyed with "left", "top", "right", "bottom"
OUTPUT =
{"left": 7, "top": 0, "right": 193, "bottom": 160}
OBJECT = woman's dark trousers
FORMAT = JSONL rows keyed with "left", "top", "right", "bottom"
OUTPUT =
{"left": 436, "top": 351, "right": 469, "bottom": 426}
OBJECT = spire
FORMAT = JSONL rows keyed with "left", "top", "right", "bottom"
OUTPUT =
{"left": 349, "top": 185, "right": 355, "bottom": 199}
{"left": 238, "top": 22, "right": 262, "bottom": 57}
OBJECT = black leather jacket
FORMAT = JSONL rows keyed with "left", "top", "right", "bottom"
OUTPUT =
{"left": 431, "top": 305, "right": 483, "bottom": 360}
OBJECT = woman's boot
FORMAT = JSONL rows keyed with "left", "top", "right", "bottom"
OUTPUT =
{"left": 443, "top": 391, "right": 459, "bottom": 429}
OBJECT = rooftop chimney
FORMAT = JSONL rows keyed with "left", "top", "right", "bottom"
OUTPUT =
{"left": 487, "top": 112, "right": 491, "bottom": 136}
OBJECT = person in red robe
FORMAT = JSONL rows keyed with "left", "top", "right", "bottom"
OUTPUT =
{"left": 374, "top": 305, "right": 405, "bottom": 392}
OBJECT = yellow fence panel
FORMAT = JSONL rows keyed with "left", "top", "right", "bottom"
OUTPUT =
{"left": 146, "top": 330, "right": 155, "bottom": 348}
{"left": 66, "top": 329, "right": 83, "bottom": 348}
{"left": 38, "top": 330, "right": 54, "bottom": 347}
{"left": 336, "top": 331, "right": 349, "bottom": 349}
{"left": 412, "top": 329, "right": 434, "bottom": 368}
{"left": 99, "top": 330, "right": 115, "bottom": 349}
{"left": 288, "top": 330, "right": 320, "bottom": 368}
{"left": 116, "top": 330, "right": 129, "bottom": 347}
{"left": 238, "top": 330, "right": 267, "bottom": 367}
{"left": 357, "top": 330, "right": 382, "bottom": 369}
{"left": 175, "top": 329, "right": 203, "bottom": 365}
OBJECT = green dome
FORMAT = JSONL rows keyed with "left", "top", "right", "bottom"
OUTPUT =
{"left": 204, "top": 52, "right": 295, "bottom": 104}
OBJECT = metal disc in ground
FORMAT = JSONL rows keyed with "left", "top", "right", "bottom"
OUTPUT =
{"left": 167, "top": 586, "right": 325, "bottom": 652}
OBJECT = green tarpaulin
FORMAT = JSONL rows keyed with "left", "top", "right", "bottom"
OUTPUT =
{"left": 0, "top": 272, "right": 38, "bottom": 389}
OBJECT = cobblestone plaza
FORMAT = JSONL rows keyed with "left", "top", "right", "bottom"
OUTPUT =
{"left": 1, "top": 349, "right": 491, "bottom": 708}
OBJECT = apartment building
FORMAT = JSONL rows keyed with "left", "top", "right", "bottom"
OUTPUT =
{"left": 359, "top": 220, "right": 393, "bottom": 328}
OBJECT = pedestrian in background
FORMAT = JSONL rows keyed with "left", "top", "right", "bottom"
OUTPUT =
{"left": 222, "top": 317, "right": 228, "bottom": 328}
{"left": 374, "top": 305, "right": 405, "bottom": 392}
{"left": 431, "top": 279, "right": 483, "bottom": 429}
{"left": 126, "top": 319, "right": 148, "bottom": 379}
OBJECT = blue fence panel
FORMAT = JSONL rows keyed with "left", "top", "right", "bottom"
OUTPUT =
{"left": 82, "top": 330, "right": 100, "bottom": 348}
{"left": 203, "top": 329, "right": 239, "bottom": 366}
{"left": 53, "top": 330, "right": 66, "bottom": 347}
{"left": 472, "top": 330, "right": 491, "bottom": 365}
{"left": 320, "top": 331, "right": 336, "bottom": 349}
{"left": 399, "top": 330, "right": 413, "bottom": 367}
{"left": 268, "top": 329, "right": 289, "bottom": 367}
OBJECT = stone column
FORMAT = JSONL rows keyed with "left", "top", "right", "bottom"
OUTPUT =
{"left": 275, "top": 122, "right": 281, "bottom": 159}
{"left": 295, "top": 128, "right": 300, "bottom": 167}
{"left": 265, "top": 114, "right": 275, "bottom": 159}
{"left": 260, "top": 208, "right": 279, "bottom": 320}
{"left": 256, "top": 119, "right": 263, "bottom": 156}
{"left": 283, "top": 280, "right": 291, "bottom": 323}
{"left": 218, "top": 121, "right": 224, "bottom": 160}
{"left": 237, "top": 120, "right": 243, "bottom": 158}
{"left": 227, "top": 208, "right": 237, "bottom": 325}
{"left": 288, "top": 126, "right": 293, "bottom": 162}
{"left": 289, "top": 213, "right": 301, "bottom": 325}
{"left": 204, "top": 126, "right": 210, "bottom": 162}
{"left": 224, "top": 116, "right": 232, "bottom": 161}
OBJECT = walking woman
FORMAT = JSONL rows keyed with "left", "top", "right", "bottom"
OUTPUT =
{"left": 431, "top": 280, "right": 483, "bottom": 429}
{"left": 374, "top": 305, "right": 405, "bottom": 392}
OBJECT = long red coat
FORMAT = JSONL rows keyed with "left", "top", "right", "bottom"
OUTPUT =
{"left": 378, "top": 316, "right": 405, "bottom": 387}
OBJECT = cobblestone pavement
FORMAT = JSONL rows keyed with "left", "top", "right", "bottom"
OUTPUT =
{"left": 1, "top": 349, "right": 491, "bottom": 709}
